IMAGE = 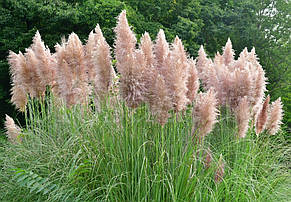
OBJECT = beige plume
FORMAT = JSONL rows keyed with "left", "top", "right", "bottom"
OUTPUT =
{"left": 5, "top": 115, "right": 21, "bottom": 144}
{"left": 266, "top": 98, "right": 283, "bottom": 135}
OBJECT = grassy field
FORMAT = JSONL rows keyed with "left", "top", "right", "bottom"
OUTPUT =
{"left": 0, "top": 98, "right": 290, "bottom": 201}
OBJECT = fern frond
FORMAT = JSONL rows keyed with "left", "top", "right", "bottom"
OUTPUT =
{"left": 12, "top": 168, "right": 58, "bottom": 195}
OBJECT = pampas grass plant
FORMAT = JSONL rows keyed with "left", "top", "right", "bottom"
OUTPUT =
{"left": 1, "top": 10, "right": 288, "bottom": 202}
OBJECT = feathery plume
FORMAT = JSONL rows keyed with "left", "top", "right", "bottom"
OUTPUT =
{"left": 235, "top": 97, "right": 250, "bottom": 138}
{"left": 54, "top": 43, "right": 71, "bottom": 97}
{"left": 235, "top": 48, "right": 248, "bottom": 70}
{"left": 8, "top": 51, "right": 28, "bottom": 111}
{"left": 223, "top": 38, "right": 235, "bottom": 66}
{"left": 169, "top": 36, "right": 189, "bottom": 112}
{"left": 154, "top": 29, "right": 169, "bottom": 70}
{"left": 122, "top": 54, "right": 146, "bottom": 108}
{"left": 196, "top": 39, "right": 266, "bottom": 114}
{"left": 54, "top": 33, "right": 90, "bottom": 106}
{"left": 8, "top": 31, "right": 56, "bottom": 110}
{"left": 196, "top": 45, "right": 208, "bottom": 69}
{"left": 114, "top": 10, "right": 147, "bottom": 108}
{"left": 252, "top": 64, "right": 267, "bottom": 108}
{"left": 91, "top": 25, "right": 115, "bottom": 101}
{"left": 25, "top": 48, "right": 44, "bottom": 97}
{"left": 214, "top": 51, "right": 223, "bottom": 65}
{"left": 240, "top": 47, "right": 249, "bottom": 59}
{"left": 159, "top": 36, "right": 189, "bottom": 112}
{"left": 187, "top": 58, "right": 199, "bottom": 104}
{"left": 215, "top": 154, "right": 225, "bottom": 183}
{"left": 86, "top": 30, "right": 97, "bottom": 81}
{"left": 85, "top": 24, "right": 107, "bottom": 82}
{"left": 248, "top": 48, "right": 267, "bottom": 106}
{"left": 255, "top": 95, "right": 270, "bottom": 135}
{"left": 266, "top": 98, "right": 283, "bottom": 135}
{"left": 196, "top": 45, "right": 212, "bottom": 81}
{"left": 138, "top": 31, "right": 172, "bottom": 124}
{"left": 192, "top": 88, "right": 218, "bottom": 140}
{"left": 115, "top": 10, "right": 137, "bottom": 76}
{"left": 11, "top": 86, "right": 28, "bottom": 112}
{"left": 65, "top": 33, "right": 88, "bottom": 84}
{"left": 228, "top": 68, "right": 252, "bottom": 109}
{"left": 148, "top": 73, "right": 172, "bottom": 125}
{"left": 140, "top": 32, "right": 155, "bottom": 68}
{"left": 5, "top": 115, "right": 21, "bottom": 144}
{"left": 31, "top": 31, "right": 56, "bottom": 88}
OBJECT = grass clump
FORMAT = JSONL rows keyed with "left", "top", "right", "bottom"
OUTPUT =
{"left": 2, "top": 10, "right": 289, "bottom": 202}
{"left": 0, "top": 98, "right": 289, "bottom": 201}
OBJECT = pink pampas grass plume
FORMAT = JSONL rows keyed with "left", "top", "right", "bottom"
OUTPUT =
{"left": 114, "top": 10, "right": 147, "bottom": 108}
{"left": 8, "top": 31, "right": 56, "bottom": 111}
{"left": 11, "top": 86, "right": 27, "bottom": 112}
{"left": 54, "top": 33, "right": 90, "bottom": 106}
{"left": 114, "top": 10, "right": 137, "bottom": 76}
{"left": 139, "top": 31, "right": 171, "bottom": 124}
{"left": 54, "top": 42, "right": 71, "bottom": 97}
{"left": 31, "top": 31, "right": 56, "bottom": 88}
{"left": 161, "top": 36, "right": 189, "bottom": 112}
{"left": 65, "top": 33, "right": 88, "bottom": 85}
{"left": 120, "top": 50, "right": 147, "bottom": 108}
{"left": 196, "top": 45, "right": 212, "bottom": 81}
{"left": 196, "top": 45, "right": 208, "bottom": 69}
{"left": 223, "top": 38, "right": 235, "bottom": 66}
{"left": 155, "top": 34, "right": 190, "bottom": 112}
{"left": 170, "top": 36, "right": 189, "bottom": 112}
{"left": 187, "top": 58, "right": 199, "bottom": 103}
{"left": 9, "top": 32, "right": 55, "bottom": 92}
{"left": 8, "top": 51, "right": 28, "bottom": 111}
{"left": 214, "top": 51, "right": 223, "bottom": 65}
{"left": 90, "top": 25, "right": 116, "bottom": 101}
{"left": 215, "top": 154, "right": 225, "bottom": 183}
{"left": 255, "top": 95, "right": 270, "bottom": 135}
{"left": 11, "top": 49, "right": 39, "bottom": 98}
{"left": 235, "top": 97, "right": 250, "bottom": 138}
{"left": 148, "top": 73, "right": 172, "bottom": 125}
{"left": 140, "top": 32, "right": 155, "bottom": 68}
{"left": 5, "top": 115, "right": 21, "bottom": 144}
{"left": 219, "top": 65, "right": 252, "bottom": 109}
{"left": 192, "top": 88, "right": 218, "bottom": 141}
{"left": 25, "top": 48, "right": 44, "bottom": 97}
{"left": 194, "top": 40, "right": 267, "bottom": 122}
{"left": 86, "top": 28, "right": 98, "bottom": 82}
{"left": 154, "top": 29, "right": 169, "bottom": 70}
{"left": 248, "top": 48, "right": 267, "bottom": 107}
{"left": 266, "top": 98, "right": 283, "bottom": 135}
{"left": 85, "top": 24, "right": 109, "bottom": 82}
